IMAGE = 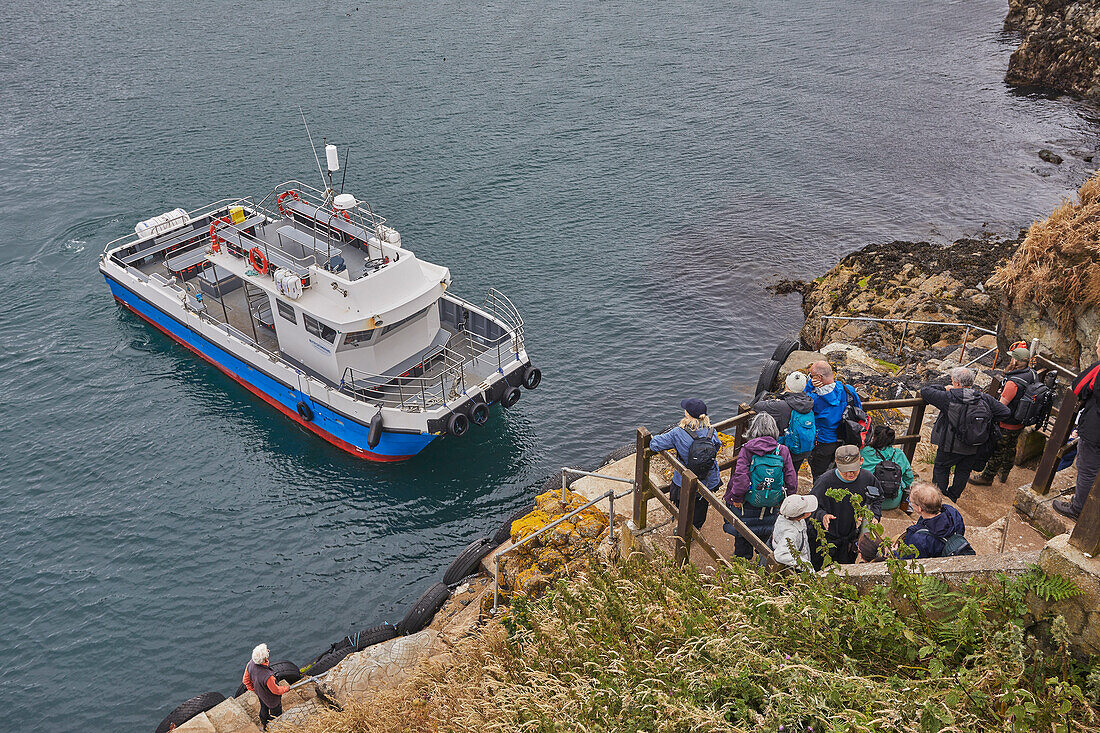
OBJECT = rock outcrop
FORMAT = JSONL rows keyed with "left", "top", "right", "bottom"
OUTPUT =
{"left": 1004, "top": 0, "right": 1100, "bottom": 101}
{"left": 992, "top": 170, "right": 1100, "bottom": 369}
{"left": 796, "top": 236, "right": 1021, "bottom": 356}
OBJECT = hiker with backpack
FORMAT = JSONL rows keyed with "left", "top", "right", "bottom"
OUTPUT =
{"left": 920, "top": 367, "right": 1011, "bottom": 502}
{"left": 771, "top": 493, "right": 819, "bottom": 568}
{"left": 650, "top": 398, "right": 722, "bottom": 530}
{"left": 971, "top": 341, "right": 1052, "bottom": 486}
{"left": 751, "top": 371, "right": 817, "bottom": 472}
{"left": 1054, "top": 334, "right": 1100, "bottom": 519}
{"left": 859, "top": 423, "right": 914, "bottom": 512}
{"left": 808, "top": 444, "right": 883, "bottom": 567}
{"left": 723, "top": 413, "right": 800, "bottom": 559}
{"left": 805, "top": 361, "right": 865, "bottom": 479}
{"left": 899, "top": 483, "right": 975, "bottom": 558}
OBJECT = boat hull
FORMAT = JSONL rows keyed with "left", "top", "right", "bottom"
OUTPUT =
{"left": 103, "top": 273, "right": 435, "bottom": 461}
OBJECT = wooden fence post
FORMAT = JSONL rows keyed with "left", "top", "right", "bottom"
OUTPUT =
{"left": 674, "top": 471, "right": 699, "bottom": 567}
{"left": 633, "top": 427, "right": 651, "bottom": 530}
{"left": 1070, "top": 471, "right": 1100, "bottom": 556}
{"left": 902, "top": 400, "right": 926, "bottom": 464}
{"left": 1032, "top": 393, "right": 1079, "bottom": 495}
{"left": 733, "top": 403, "right": 751, "bottom": 453}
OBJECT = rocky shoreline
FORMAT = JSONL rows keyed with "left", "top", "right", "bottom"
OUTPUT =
{"left": 1005, "top": 0, "right": 1100, "bottom": 102}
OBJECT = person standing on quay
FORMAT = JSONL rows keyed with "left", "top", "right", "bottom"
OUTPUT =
{"left": 649, "top": 398, "right": 722, "bottom": 530}
{"left": 1055, "top": 335, "right": 1100, "bottom": 519}
{"left": 971, "top": 342, "right": 1036, "bottom": 486}
{"left": 243, "top": 643, "right": 289, "bottom": 730}
{"left": 809, "top": 445, "right": 882, "bottom": 566}
{"left": 920, "top": 367, "right": 1010, "bottom": 502}
{"left": 805, "top": 361, "right": 862, "bottom": 479}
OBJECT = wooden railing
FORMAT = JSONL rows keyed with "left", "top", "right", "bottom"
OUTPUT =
{"left": 630, "top": 397, "right": 926, "bottom": 568}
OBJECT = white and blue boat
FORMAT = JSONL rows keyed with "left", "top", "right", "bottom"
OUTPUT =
{"left": 99, "top": 149, "right": 540, "bottom": 461}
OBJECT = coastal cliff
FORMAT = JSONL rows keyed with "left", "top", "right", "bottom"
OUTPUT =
{"left": 1004, "top": 0, "right": 1100, "bottom": 100}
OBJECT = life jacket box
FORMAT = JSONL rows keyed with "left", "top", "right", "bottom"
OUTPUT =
{"left": 197, "top": 265, "right": 242, "bottom": 298}
{"left": 229, "top": 205, "right": 246, "bottom": 224}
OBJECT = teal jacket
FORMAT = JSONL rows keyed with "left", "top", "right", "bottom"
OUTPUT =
{"left": 859, "top": 445, "right": 914, "bottom": 492}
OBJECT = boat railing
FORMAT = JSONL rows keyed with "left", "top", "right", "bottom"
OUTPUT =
{"left": 102, "top": 198, "right": 248, "bottom": 254}
{"left": 339, "top": 348, "right": 471, "bottom": 410}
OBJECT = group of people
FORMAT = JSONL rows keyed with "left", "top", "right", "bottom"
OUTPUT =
{"left": 650, "top": 334, "right": 1100, "bottom": 569}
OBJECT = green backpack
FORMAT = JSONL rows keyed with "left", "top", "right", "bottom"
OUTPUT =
{"left": 747, "top": 448, "right": 786, "bottom": 508}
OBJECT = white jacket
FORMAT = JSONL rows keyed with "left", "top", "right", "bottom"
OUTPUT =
{"left": 771, "top": 515, "right": 810, "bottom": 567}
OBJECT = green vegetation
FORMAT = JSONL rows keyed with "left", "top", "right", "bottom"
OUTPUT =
{"left": 293, "top": 550, "right": 1098, "bottom": 733}
{"left": 858, "top": 275, "right": 872, "bottom": 288}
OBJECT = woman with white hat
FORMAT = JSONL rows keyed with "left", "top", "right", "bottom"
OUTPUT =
{"left": 771, "top": 493, "right": 819, "bottom": 567}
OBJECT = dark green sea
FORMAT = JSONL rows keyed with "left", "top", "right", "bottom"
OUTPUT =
{"left": 0, "top": 0, "right": 1096, "bottom": 729}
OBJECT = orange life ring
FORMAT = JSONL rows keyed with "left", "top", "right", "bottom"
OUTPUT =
{"left": 276, "top": 190, "right": 301, "bottom": 215}
{"left": 209, "top": 215, "right": 230, "bottom": 253}
{"left": 249, "top": 247, "right": 270, "bottom": 275}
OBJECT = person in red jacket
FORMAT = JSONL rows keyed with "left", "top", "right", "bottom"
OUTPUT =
{"left": 1055, "top": 335, "right": 1100, "bottom": 519}
{"left": 243, "top": 643, "right": 290, "bottom": 730}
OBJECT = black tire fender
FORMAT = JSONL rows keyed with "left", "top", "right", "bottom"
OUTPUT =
{"left": 491, "top": 504, "right": 535, "bottom": 547}
{"left": 446, "top": 411, "right": 469, "bottom": 437}
{"left": 296, "top": 401, "right": 314, "bottom": 421}
{"left": 343, "top": 623, "right": 398, "bottom": 651}
{"left": 500, "top": 386, "right": 521, "bottom": 408}
{"left": 155, "top": 692, "right": 226, "bottom": 733}
{"left": 771, "top": 337, "right": 802, "bottom": 363}
{"left": 522, "top": 365, "right": 542, "bottom": 390}
{"left": 755, "top": 359, "right": 782, "bottom": 399}
{"left": 468, "top": 402, "right": 489, "bottom": 426}
{"left": 367, "top": 411, "right": 383, "bottom": 448}
{"left": 302, "top": 644, "right": 354, "bottom": 676}
{"left": 442, "top": 536, "right": 495, "bottom": 584}
{"left": 396, "top": 582, "right": 451, "bottom": 635}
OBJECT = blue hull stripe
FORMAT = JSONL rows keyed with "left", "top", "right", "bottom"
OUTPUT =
{"left": 104, "top": 274, "right": 435, "bottom": 460}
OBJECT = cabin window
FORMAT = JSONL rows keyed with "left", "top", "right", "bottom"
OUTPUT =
{"left": 304, "top": 313, "right": 337, "bottom": 343}
{"left": 343, "top": 329, "right": 375, "bottom": 348}
{"left": 276, "top": 299, "right": 296, "bottom": 324}
{"left": 379, "top": 305, "right": 431, "bottom": 337}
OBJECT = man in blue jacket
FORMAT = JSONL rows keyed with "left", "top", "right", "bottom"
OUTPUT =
{"left": 900, "top": 483, "right": 968, "bottom": 558}
{"left": 804, "top": 361, "right": 862, "bottom": 479}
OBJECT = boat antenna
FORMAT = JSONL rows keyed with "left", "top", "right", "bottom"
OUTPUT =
{"left": 339, "top": 146, "right": 350, "bottom": 194}
{"left": 298, "top": 106, "right": 327, "bottom": 191}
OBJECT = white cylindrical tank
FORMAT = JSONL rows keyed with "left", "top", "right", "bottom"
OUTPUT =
{"left": 135, "top": 208, "right": 190, "bottom": 239}
{"left": 380, "top": 226, "right": 401, "bottom": 245}
{"left": 325, "top": 144, "right": 340, "bottom": 172}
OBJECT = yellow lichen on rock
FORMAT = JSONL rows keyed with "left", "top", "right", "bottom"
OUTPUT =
{"left": 498, "top": 489, "right": 611, "bottom": 604}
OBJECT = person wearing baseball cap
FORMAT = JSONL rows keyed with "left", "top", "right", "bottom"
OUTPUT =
{"left": 771, "top": 493, "right": 818, "bottom": 567}
{"left": 807, "top": 444, "right": 883, "bottom": 566}
{"left": 648, "top": 398, "right": 723, "bottom": 530}
{"left": 971, "top": 341, "right": 1036, "bottom": 486}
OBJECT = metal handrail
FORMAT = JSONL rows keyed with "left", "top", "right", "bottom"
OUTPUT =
{"left": 102, "top": 198, "right": 244, "bottom": 254}
{"left": 493, "top": 469, "right": 634, "bottom": 613}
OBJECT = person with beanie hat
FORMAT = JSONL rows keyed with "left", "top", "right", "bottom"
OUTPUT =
{"left": 650, "top": 398, "right": 722, "bottom": 530}
{"left": 771, "top": 493, "right": 818, "bottom": 567}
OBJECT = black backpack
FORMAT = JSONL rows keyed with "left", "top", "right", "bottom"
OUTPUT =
{"left": 683, "top": 428, "right": 718, "bottom": 480}
{"left": 915, "top": 529, "right": 976, "bottom": 557}
{"left": 872, "top": 449, "right": 903, "bottom": 500}
{"left": 1010, "top": 375, "right": 1055, "bottom": 428}
{"left": 947, "top": 392, "right": 993, "bottom": 449}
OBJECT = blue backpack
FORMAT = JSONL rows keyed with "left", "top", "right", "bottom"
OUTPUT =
{"left": 747, "top": 448, "right": 787, "bottom": 508}
{"left": 781, "top": 410, "right": 816, "bottom": 455}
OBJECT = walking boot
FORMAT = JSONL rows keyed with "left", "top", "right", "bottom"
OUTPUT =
{"left": 1053, "top": 499, "right": 1080, "bottom": 519}
{"left": 998, "top": 470, "right": 1011, "bottom": 484}
{"left": 969, "top": 472, "right": 994, "bottom": 486}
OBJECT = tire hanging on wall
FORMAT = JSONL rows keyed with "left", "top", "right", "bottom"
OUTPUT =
{"left": 442, "top": 536, "right": 495, "bottom": 585}
{"left": 296, "top": 401, "right": 314, "bottom": 421}
{"left": 396, "top": 582, "right": 451, "bottom": 636}
{"left": 154, "top": 692, "right": 226, "bottom": 733}
{"left": 343, "top": 623, "right": 398, "bottom": 652}
{"left": 446, "top": 411, "right": 469, "bottom": 437}
{"left": 755, "top": 359, "right": 782, "bottom": 399}
{"left": 522, "top": 365, "right": 542, "bottom": 390}
{"left": 302, "top": 644, "right": 354, "bottom": 676}
{"left": 771, "top": 337, "right": 802, "bottom": 363}
{"left": 468, "top": 402, "right": 490, "bottom": 426}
